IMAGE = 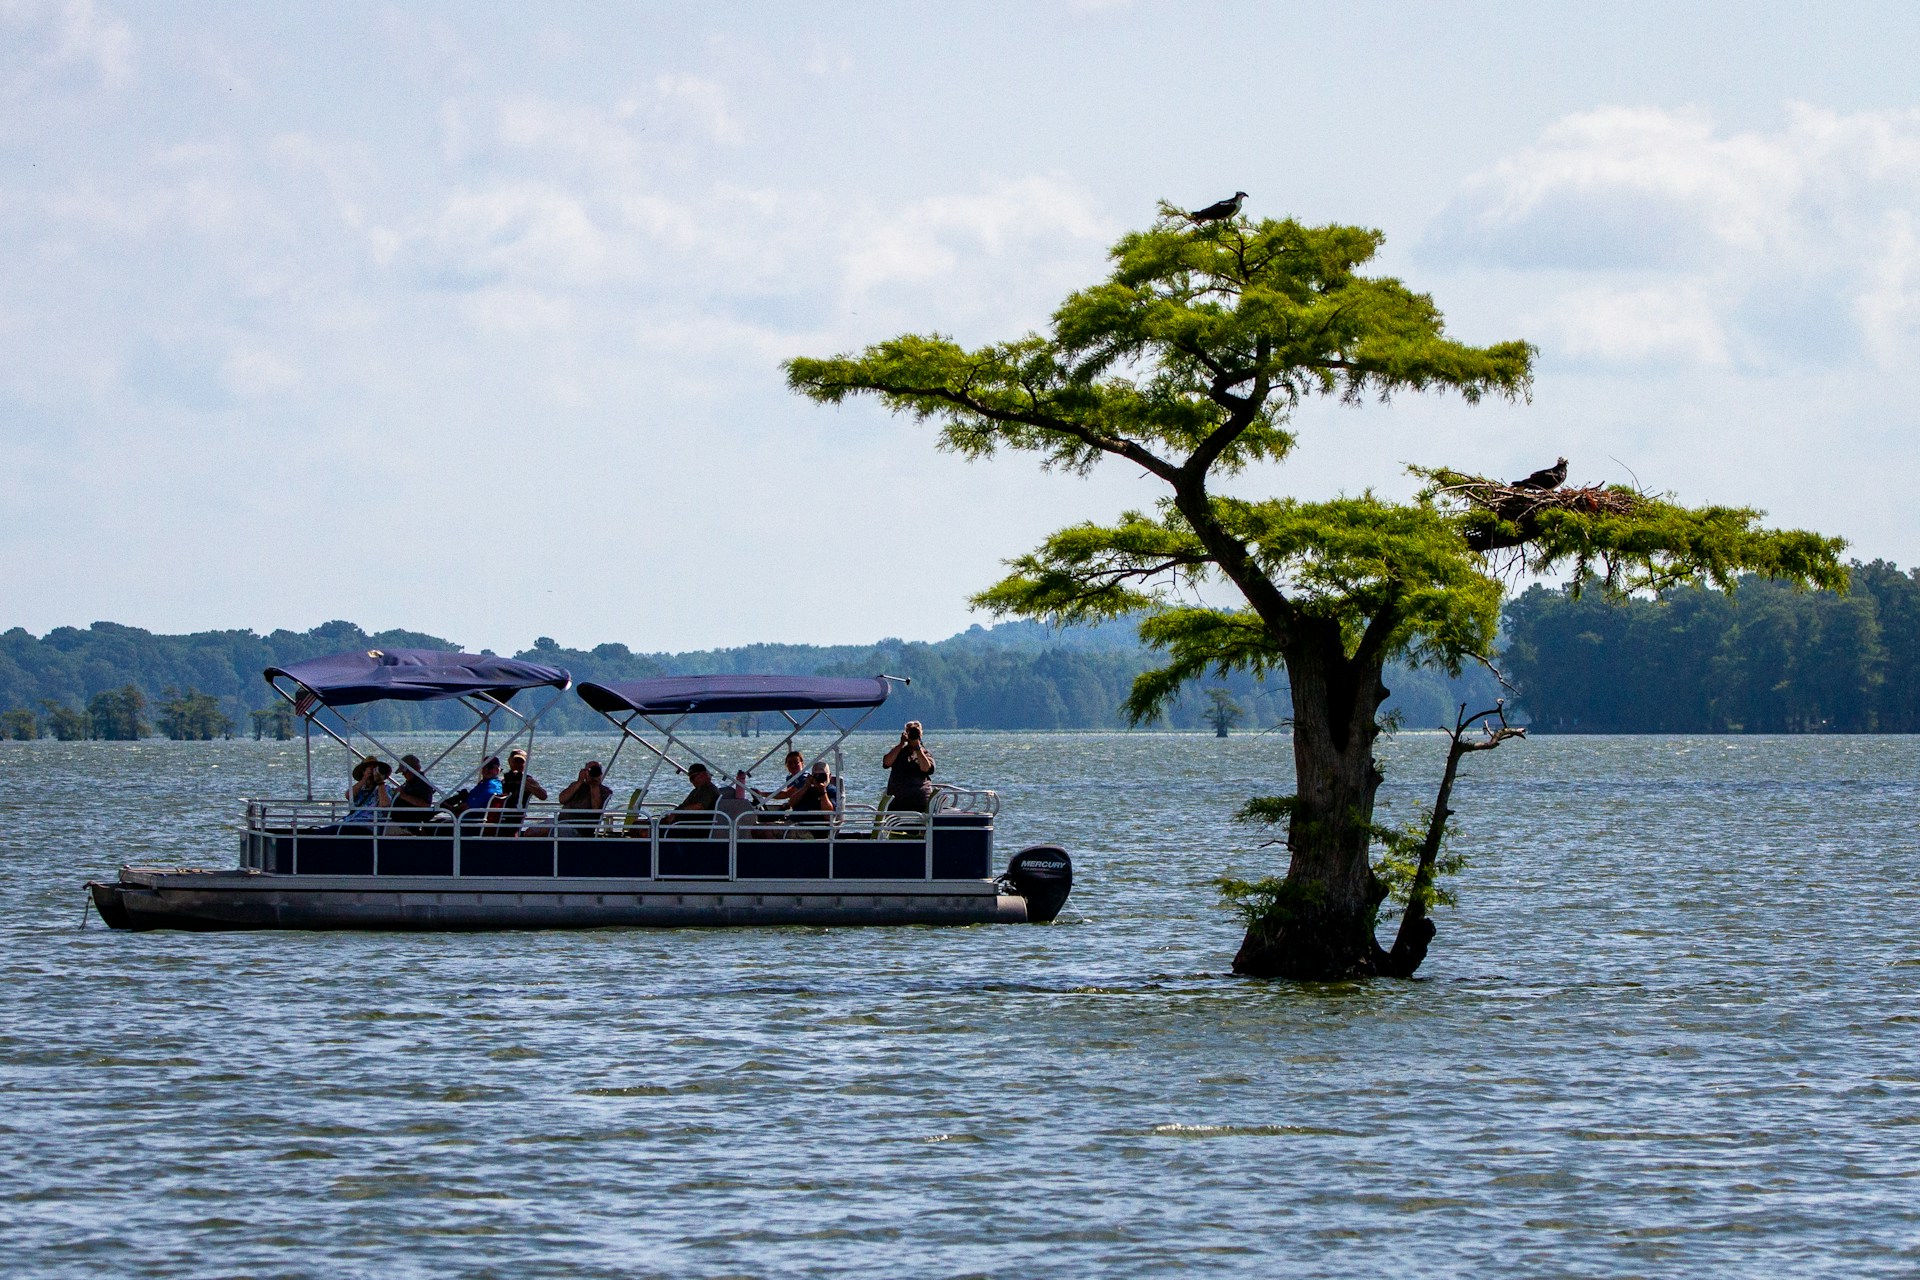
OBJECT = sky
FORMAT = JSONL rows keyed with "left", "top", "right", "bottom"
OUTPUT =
{"left": 4, "top": 1, "right": 1920, "bottom": 652}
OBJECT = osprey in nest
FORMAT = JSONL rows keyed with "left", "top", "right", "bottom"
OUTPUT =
{"left": 1187, "top": 191, "right": 1247, "bottom": 223}
{"left": 1511, "top": 457, "right": 1568, "bottom": 490}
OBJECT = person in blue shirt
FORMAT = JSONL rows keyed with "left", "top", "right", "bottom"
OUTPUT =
{"left": 464, "top": 756, "right": 504, "bottom": 819}
{"left": 343, "top": 756, "right": 391, "bottom": 832}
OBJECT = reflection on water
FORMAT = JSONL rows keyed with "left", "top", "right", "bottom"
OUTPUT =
{"left": 3, "top": 732, "right": 1919, "bottom": 1277}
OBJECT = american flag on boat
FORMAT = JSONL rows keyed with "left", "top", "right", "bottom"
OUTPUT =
{"left": 294, "top": 690, "right": 318, "bottom": 718}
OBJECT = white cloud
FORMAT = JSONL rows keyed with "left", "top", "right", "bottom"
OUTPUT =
{"left": 0, "top": 0, "right": 133, "bottom": 93}
{"left": 495, "top": 94, "right": 648, "bottom": 173}
{"left": 1857, "top": 211, "right": 1920, "bottom": 367}
{"left": 222, "top": 347, "right": 302, "bottom": 399}
{"left": 367, "top": 99, "right": 1109, "bottom": 359}
{"left": 802, "top": 42, "right": 852, "bottom": 77}
{"left": 401, "top": 183, "right": 617, "bottom": 289}
{"left": 652, "top": 73, "right": 743, "bottom": 145}
{"left": 1426, "top": 104, "right": 1920, "bottom": 370}
{"left": 459, "top": 285, "right": 575, "bottom": 335}
{"left": 300, "top": 85, "right": 1114, "bottom": 363}
{"left": 1527, "top": 284, "right": 1729, "bottom": 367}
{"left": 841, "top": 176, "right": 1113, "bottom": 295}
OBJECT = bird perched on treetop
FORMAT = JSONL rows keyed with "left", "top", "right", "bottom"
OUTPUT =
{"left": 1187, "top": 191, "right": 1247, "bottom": 223}
{"left": 1512, "top": 457, "right": 1568, "bottom": 490}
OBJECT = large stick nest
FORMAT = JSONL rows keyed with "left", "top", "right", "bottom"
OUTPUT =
{"left": 1437, "top": 479, "right": 1640, "bottom": 552}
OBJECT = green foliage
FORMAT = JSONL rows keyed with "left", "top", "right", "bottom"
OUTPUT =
{"left": 790, "top": 210, "right": 1531, "bottom": 482}
{"left": 0, "top": 614, "right": 1496, "bottom": 736}
{"left": 1216, "top": 875, "right": 1325, "bottom": 931}
{"left": 978, "top": 492, "right": 1509, "bottom": 720}
{"left": 1125, "top": 605, "right": 1287, "bottom": 725}
{"left": 790, "top": 208, "right": 1539, "bottom": 722}
{"left": 1234, "top": 794, "right": 1300, "bottom": 825}
{"left": 1232, "top": 494, "right": 1505, "bottom": 669}
{"left": 787, "top": 200, "right": 1845, "bottom": 755}
{"left": 0, "top": 707, "right": 35, "bottom": 740}
{"left": 1417, "top": 466, "right": 1849, "bottom": 596}
{"left": 88, "top": 685, "right": 148, "bottom": 740}
{"left": 1367, "top": 817, "right": 1467, "bottom": 915}
{"left": 1232, "top": 794, "right": 1467, "bottom": 920}
{"left": 41, "top": 701, "right": 88, "bottom": 740}
{"left": 972, "top": 507, "right": 1210, "bottom": 623}
{"left": 0, "top": 620, "right": 512, "bottom": 737}
{"left": 250, "top": 705, "right": 295, "bottom": 740}
{"left": 1205, "top": 687, "right": 1243, "bottom": 736}
{"left": 158, "top": 686, "right": 234, "bottom": 740}
{"left": 1503, "top": 562, "right": 1914, "bottom": 732}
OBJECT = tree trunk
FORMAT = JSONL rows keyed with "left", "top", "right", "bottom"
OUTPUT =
{"left": 1231, "top": 626, "right": 1390, "bottom": 980}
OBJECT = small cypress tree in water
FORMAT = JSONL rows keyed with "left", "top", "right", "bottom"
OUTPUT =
{"left": 159, "top": 687, "right": 235, "bottom": 740}
{"left": 88, "top": 685, "right": 150, "bottom": 740}
{"left": 41, "top": 700, "right": 90, "bottom": 740}
{"left": 788, "top": 202, "right": 1845, "bottom": 979}
{"left": 1204, "top": 687, "right": 1243, "bottom": 738}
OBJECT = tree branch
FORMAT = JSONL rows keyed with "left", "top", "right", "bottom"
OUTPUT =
{"left": 898, "top": 381, "right": 1182, "bottom": 483}
{"left": 1376, "top": 701, "right": 1524, "bottom": 977}
{"left": 1170, "top": 491, "right": 1298, "bottom": 647}
{"left": 1183, "top": 337, "right": 1272, "bottom": 482}
{"left": 1352, "top": 590, "right": 1403, "bottom": 670}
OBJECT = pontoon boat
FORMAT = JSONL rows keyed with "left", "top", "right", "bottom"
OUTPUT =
{"left": 86, "top": 648, "right": 1072, "bottom": 930}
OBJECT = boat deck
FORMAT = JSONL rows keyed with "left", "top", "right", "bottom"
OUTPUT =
{"left": 91, "top": 866, "right": 1026, "bottom": 931}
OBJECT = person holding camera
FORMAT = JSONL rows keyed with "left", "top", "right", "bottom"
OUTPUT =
{"left": 556, "top": 760, "right": 610, "bottom": 837}
{"left": 342, "top": 756, "right": 392, "bottom": 833}
{"left": 787, "top": 760, "right": 837, "bottom": 836}
{"left": 882, "top": 721, "right": 936, "bottom": 813}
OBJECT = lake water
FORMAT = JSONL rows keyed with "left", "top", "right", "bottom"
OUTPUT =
{"left": 4, "top": 731, "right": 1918, "bottom": 1277}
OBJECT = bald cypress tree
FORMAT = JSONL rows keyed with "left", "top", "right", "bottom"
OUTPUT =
{"left": 787, "top": 204, "right": 1844, "bottom": 979}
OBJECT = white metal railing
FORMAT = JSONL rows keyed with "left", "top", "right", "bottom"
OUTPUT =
{"left": 240, "top": 793, "right": 995, "bottom": 881}
{"left": 931, "top": 783, "right": 1000, "bottom": 815}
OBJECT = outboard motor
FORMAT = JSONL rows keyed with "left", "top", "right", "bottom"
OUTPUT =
{"left": 1002, "top": 845, "right": 1073, "bottom": 923}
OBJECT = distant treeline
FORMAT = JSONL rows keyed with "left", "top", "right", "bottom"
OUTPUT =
{"left": 1503, "top": 560, "right": 1920, "bottom": 732}
{"left": 0, "top": 615, "right": 1495, "bottom": 739}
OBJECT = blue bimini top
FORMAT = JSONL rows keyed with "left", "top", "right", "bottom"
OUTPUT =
{"left": 265, "top": 648, "right": 572, "bottom": 707}
{"left": 576, "top": 675, "right": 891, "bottom": 716}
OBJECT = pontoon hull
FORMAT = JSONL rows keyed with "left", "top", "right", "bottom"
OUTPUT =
{"left": 88, "top": 868, "right": 1031, "bottom": 931}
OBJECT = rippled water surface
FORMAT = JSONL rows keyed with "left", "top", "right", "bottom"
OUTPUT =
{"left": 5, "top": 731, "right": 1919, "bottom": 1277}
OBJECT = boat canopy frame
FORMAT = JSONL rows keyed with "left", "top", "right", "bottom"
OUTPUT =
{"left": 264, "top": 648, "right": 573, "bottom": 800}
{"left": 575, "top": 674, "right": 907, "bottom": 805}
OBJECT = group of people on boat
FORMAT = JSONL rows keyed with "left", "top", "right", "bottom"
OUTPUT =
{"left": 343, "top": 748, "right": 611, "bottom": 835}
{"left": 336, "top": 720, "right": 937, "bottom": 835}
